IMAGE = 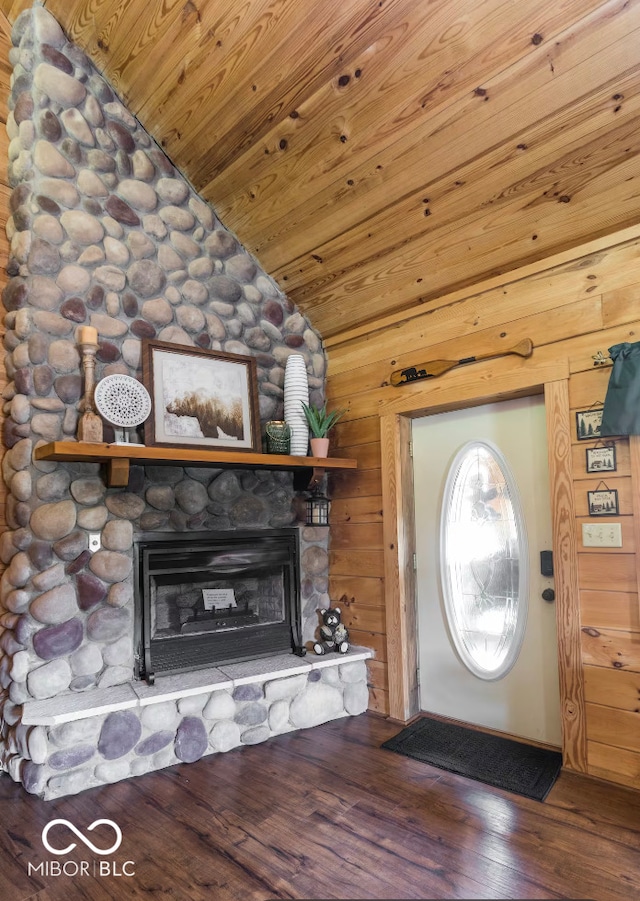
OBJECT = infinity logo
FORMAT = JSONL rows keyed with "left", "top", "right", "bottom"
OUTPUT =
{"left": 42, "top": 819, "right": 123, "bottom": 856}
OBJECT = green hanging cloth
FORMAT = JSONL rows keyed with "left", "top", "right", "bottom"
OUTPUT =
{"left": 601, "top": 341, "right": 640, "bottom": 436}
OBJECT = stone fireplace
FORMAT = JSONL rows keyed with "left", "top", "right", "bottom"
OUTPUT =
{"left": 0, "top": 6, "right": 371, "bottom": 800}
{"left": 135, "top": 528, "right": 303, "bottom": 680}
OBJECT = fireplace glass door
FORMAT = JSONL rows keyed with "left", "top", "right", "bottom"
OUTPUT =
{"left": 135, "top": 530, "right": 301, "bottom": 680}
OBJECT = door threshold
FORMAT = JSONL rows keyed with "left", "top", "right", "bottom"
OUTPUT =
{"left": 418, "top": 709, "right": 562, "bottom": 754}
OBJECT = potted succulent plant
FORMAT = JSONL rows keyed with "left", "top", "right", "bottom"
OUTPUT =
{"left": 301, "top": 402, "right": 346, "bottom": 457}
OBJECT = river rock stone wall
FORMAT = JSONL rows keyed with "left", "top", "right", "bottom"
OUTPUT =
{"left": 18, "top": 657, "right": 369, "bottom": 800}
{"left": 0, "top": 6, "right": 335, "bottom": 792}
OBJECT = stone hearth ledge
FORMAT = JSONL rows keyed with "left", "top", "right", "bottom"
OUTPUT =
{"left": 22, "top": 647, "right": 373, "bottom": 726}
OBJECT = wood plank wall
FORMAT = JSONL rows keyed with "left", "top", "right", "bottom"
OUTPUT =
{"left": 326, "top": 227, "right": 640, "bottom": 787}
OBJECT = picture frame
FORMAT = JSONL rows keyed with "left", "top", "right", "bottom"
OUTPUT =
{"left": 141, "top": 339, "right": 261, "bottom": 452}
{"left": 585, "top": 445, "right": 617, "bottom": 473}
{"left": 587, "top": 489, "right": 619, "bottom": 516}
{"left": 576, "top": 408, "right": 603, "bottom": 441}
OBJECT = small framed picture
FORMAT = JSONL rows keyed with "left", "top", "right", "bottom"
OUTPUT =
{"left": 587, "top": 489, "right": 619, "bottom": 516}
{"left": 586, "top": 445, "right": 617, "bottom": 473}
{"left": 141, "top": 340, "right": 261, "bottom": 452}
{"left": 576, "top": 409, "right": 603, "bottom": 441}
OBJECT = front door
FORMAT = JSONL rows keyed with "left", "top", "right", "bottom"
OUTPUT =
{"left": 412, "top": 395, "right": 562, "bottom": 746}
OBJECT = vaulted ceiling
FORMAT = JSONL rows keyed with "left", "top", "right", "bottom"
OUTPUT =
{"left": 2, "top": 0, "right": 640, "bottom": 339}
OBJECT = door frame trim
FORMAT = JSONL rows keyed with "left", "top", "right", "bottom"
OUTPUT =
{"left": 380, "top": 377, "right": 587, "bottom": 771}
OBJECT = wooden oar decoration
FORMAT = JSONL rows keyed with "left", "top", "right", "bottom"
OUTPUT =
{"left": 390, "top": 338, "right": 533, "bottom": 387}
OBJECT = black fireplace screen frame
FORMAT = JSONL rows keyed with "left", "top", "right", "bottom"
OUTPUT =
{"left": 134, "top": 528, "right": 304, "bottom": 683}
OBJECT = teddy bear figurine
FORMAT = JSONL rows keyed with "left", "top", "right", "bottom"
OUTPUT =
{"left": 313, "top": 606, "right": 349, "bottom": 655}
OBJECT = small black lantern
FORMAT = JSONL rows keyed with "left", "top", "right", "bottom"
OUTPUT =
{"left": 306, "top": 488, "right": 330, "bottom": 526}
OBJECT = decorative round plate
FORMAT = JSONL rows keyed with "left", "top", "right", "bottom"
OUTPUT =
{"left": 94, "top": 374, "right": 152, "bottom": 427}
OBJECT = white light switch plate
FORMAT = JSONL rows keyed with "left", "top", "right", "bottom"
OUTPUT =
{"left": 582, "top": 522, "right": 622, "bottom": 548}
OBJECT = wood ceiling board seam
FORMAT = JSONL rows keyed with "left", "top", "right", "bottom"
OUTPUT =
{"left": 212, "top": 0, "right": 639, "bottom": 264}
{"left": 300, "top": 177, "right": 640, "bottom": 337}
{"left": 271, "top": 71, "right": 640, "bottom": 296}
{"left": 205, "top": 0, "right": 608, "bottom": 230}
{"left": 324, "top": 224, "right": 640, "bottom": 350}
{"left": 141, "top": 0, "right": 412, "bottom": 179}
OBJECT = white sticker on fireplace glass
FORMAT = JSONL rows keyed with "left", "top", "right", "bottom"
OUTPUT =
{"left": 439, "top": 439, "right": 528, "bottom": 681}
{"left": 202, "top": 588, "right": 237, "bottom": 610}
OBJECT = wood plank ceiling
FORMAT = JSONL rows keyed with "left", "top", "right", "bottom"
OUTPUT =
{"left": 2, "top": 0, "right": 640, "bottom": 339}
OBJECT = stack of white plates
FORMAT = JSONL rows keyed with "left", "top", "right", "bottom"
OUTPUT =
{"left": 283, "top": 354, "right": 309, "bottom": 455}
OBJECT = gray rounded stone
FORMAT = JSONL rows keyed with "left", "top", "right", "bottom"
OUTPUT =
{"left": 95, "top": 759, "right": 132, "bottom": 785}
{"left": 70, "top": 477, "right": 105, "bottom": 505}
{"left": 268, "top": 699, "right": 291, "bottom": 732}
{"left": 78, "top": 168, "right": 108, "bottom": 196}
{"left": 141, "top": 701, "right": 177, "bottom": 731}
{"left": 160, "top": 205, "right": 194, "bottom": 231}
{"left": 49, "top": 745, "right": 96, "bottom": 770}
{"left": 171, "top": 231, "right": 199, "bottom": 259}
{"left": 177, "top": 694, "right": 208, "bottom": 715}
{"left": 339, "top": 661, "right": 367, "bottom": 683}
{"left": 98, "top": 710, "right": 141, "bottom": 759}
{"left": 343, "top": 680, "right": 369, "bottom": 715}
{"left": 321, "top": 666, "right": 340, "bottom": 685}
{"left": 232, "top": 683, "right": 264, "bottom": 702}
{"left": 31, "top": 413, "right": 63, "bottom": 442}
{"left": 32, "top": 562, "right": 65, "bottom": 592}
{"left": 105, "top": 493, "right": 146, "bottom": 520}
{"left": 188, "top": 257, "right": 213, "bottom": 280}
{"left": 101, "top": 634, "right": 131, "bottom": 666}
{"left": 176, "top": 304, "right": 205, "bottom": 332}
{"left": 34, "top": 63, "right": 86, "bottom": 106}
{"left": 102, "top": 520, "right": 133, "bottom": 552}
{"left": 89, "top": 550, "right": 132, "bottom": 583}
{"left": 53, "top": 530, "right": 88, "bottom": 561}
{"left": 30, "top": 583, "right": 78, "bottom": 624}
{"left": 86, "top": 607, "right": 130, "bottom": 642}
{"left": 27, "top": 726, "right": 49, "bottom": 765}
{"left": 225, "top": 254, "right": 256, "bottom": 283}
{"left": 70, "top": 642, "right": 104, "bottom": 675}
{"left": 301, "top": 545, "right": 329, "bottom": 576}
{"left": 127, "top": 259, "right": 166, "bottom": 297}
{"left": 27, "top": 658, "right": 72, "bottom": 699}
{"left": 241, "top": 725, "right": 270, "bottom": 745}
{"left": 118, "top": 179, "right": 157, "bottom": 212}
{"left": 33, "top": 618, "right": 83, "bottom": 660}
{"left": 60, "top": 210, "right": 104, "bottom": 245}
{"left": 156, "top": 178, "right": 189, "bottom": 205}
{"left": 132, "top": 150, "right": 155, "bottom": 181}
{"left": 107, "top": 581, "right": 133, "bottom": 608}
{"left": 34, "top": 140, "right": 75, "bottom": 178}
{"left": 175, "top": 716, "right": 208, "bottom": 763}
{"left": 11, "top": 469, "right": 32, "bottom": 501}
{"left": 98, "top": 665, "right": 131, "bottom": 688}
{"left": 209, "top": 720, "right": 241, "bottom": 752}
{"left": 289, "top": 682, "right": 344, "bottom": 729}
{"left": 135, "top": 730, "right": 174, "bottom": 757}
{"left": 54, "top": 373, "right": 82, "bottom": 403}
{"left": 202, "top": 691, "right": 236, "bottom": 721}
{"left": 48, "top": 339, "right": 80, "bottom": 373}
{"left": 236, "top": 703, "right": 268, "bottom": 727}
{"left": 265, "top": 674, "right": 308, "bottom": 702}
{"left": 77, "top": 506, "right": 109, "bottom": 530}
{"left": 189, "top": 197, "right": 214, "bottom": 230}
{"left": 141, "top": 297, "right": 173, "bottom": 325}
{"left": 208, "top": 471, "right": 242, "bottom": 503}
{"left": 174, "top": 479, "right": 208, "bottom": 514}
{"left": 50, "top": 717, "right": 103, "bottom": 748}
{"left": 205, "top": 231, "right": 237, "bottom": 258}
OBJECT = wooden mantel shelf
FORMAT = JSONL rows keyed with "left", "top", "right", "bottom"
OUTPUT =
{"left": 34, "top": 441, "right": 357, "bottom": 488}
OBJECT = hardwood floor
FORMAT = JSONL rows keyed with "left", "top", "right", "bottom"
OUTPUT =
{"left": 1, "top": 713, "right": 639, "bottom": 900}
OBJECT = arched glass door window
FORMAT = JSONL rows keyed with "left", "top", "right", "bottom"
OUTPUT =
{"left": 439, "top": 440, "right": 528, "bottom": 680}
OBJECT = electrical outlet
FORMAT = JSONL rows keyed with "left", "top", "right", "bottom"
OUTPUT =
{"left": 88, "top": 532, "right": 101, "bottom": 552}
{"left": 582, "top": 522, "right": 622, "bottom": 548}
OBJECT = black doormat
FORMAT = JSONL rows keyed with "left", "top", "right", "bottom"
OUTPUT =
{"left": 382, "top": 717, "right": 562, "bottom": 801}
